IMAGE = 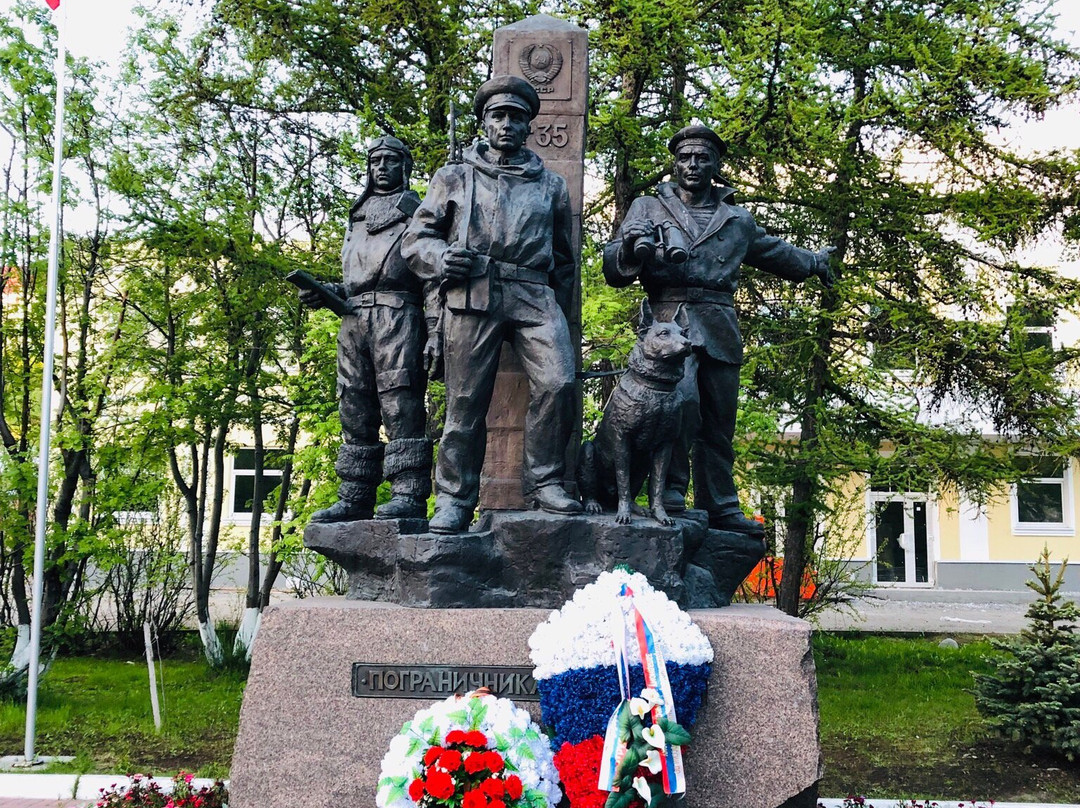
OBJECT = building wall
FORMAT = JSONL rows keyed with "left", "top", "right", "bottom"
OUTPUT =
{"left": 830, "top": 458, "right": 1080, "bottom": 591}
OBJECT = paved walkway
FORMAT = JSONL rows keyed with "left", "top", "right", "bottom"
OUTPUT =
{"left": 0, "top": 801, "right": 88, "bottom": 807}
{"left": 816, "top": 592, "right": 1031, "bottom": 633}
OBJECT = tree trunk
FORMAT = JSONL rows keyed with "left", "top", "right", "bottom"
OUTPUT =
{"left": 777, "top": 67, "right": 866, "bottom": 616}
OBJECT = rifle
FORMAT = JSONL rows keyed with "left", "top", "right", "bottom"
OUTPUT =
{"left": 448, "top": 100, "right": 463, "bottom": 165}
{"left": 286, "top": 270, "right": 351, "bottom": 318}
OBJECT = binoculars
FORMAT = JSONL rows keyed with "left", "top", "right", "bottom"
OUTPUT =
{"left": 631, "top": 222, "right": 689, "bottom": 265}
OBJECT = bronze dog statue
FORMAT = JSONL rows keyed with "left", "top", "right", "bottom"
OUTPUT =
{"left": 579, "top": 299, "right": 692, "bottom": 525}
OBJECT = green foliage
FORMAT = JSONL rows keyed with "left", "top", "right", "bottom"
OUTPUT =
{"left": 604, "top": 695, "right": 690, "bottom": 808}
{"left": 973, "top": 549, "right": 1080, "bottom": 760}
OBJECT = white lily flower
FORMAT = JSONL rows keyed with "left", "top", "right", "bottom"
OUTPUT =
{"left": 632, "top": 776, "right": 652, "bottom": 803}
{"left": 639, "top": 687, "right": 661, "bottom": 707}
{"left": 641, "top": 724, "right": 666, "bottom": 749}
{"left": 642, "top": 749, "right": 663, "bottom": 774}
{"left": 629, "top": 697, "right": 650, "bottom": 718}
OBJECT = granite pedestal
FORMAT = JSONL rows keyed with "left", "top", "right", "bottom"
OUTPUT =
{"left": 229, "top": 600, "right": 820, "bottom": 808}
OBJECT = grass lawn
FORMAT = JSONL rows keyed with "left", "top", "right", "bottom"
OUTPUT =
{"left": 815, "top": 632, "right": 1080, "bottom": 801}
{"left": 0, "top": 654, "right": 245, "bottom": 778}
{"left": 1, "top": 633, "right": 1078, "bottom": 800}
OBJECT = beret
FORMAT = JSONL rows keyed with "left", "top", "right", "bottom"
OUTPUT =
{"left": 473, "top": 75, "right": 541, "bottom": 120}
{"left": 667, "top": 124, "right": 727, "bottom": 158}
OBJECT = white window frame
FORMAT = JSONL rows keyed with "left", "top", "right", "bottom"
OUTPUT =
{"left": 1011, "top": 456, "right": 1073, "bottom": 536}
{"left": 227, "top": 448, "right": 286, "bottom": 522}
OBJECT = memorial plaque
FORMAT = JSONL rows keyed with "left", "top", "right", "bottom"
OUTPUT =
{"left": 351, "top": 664, "right": 538, "bottom": 701}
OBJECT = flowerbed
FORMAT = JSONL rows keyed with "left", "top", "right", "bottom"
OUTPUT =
{"left": 93, "top": 772, "right": 227, "bottom": 808}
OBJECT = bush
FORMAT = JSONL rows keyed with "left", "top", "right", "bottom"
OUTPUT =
{"left": 972, "top": 547, "right": 1080, "bottom": 759}
{"left": 93, "top": 772, "right": 228, "bottom": 808}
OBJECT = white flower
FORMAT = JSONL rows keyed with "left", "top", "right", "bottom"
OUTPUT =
{"left": 375, "top": 692, "right": 560, "bottom": 808}
{"left": 629, "top": 697, "right": 650, "bottom": 718}
{"left": 529, "top": 569, "right": 714, "bottom": 679}
{"left": 632, "top": 776, "right": 652, "bottom": 803}
{"left": 642, "top": 749, "right": 663, "bottom": 774}
{"left": 641, "top": 724, "right": 666, "bottom": 749}
{"left": 639, "top": 687, "right": 661, "bottom": 706}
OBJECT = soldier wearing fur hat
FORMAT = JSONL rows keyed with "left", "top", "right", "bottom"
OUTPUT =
{"left": 402, "top": 74, "right": 582, "bottom": 534}
{"left": 299, "top": 135, "right": 434, "bottom": 523}
{"left": 603, "top": 123, "right": 834, "bottom": 536}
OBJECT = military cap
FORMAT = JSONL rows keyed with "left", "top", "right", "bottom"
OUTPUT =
{"left": 667, "top": 124, "right": 727, "bottom": 160}
{"left": 473, "top": 75, "right": 541, "bottom": 121}
{"left": 367, "top": 135, "right": 411, "bottom": 159}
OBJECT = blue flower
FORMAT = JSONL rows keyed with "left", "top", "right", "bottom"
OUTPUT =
{"left": 537, "top": 662, "right": 711, "bottom": 747}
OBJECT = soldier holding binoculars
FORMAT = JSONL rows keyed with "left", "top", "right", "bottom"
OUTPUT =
{"left": 603, "top": 124, "right": 833, "bottom": 536}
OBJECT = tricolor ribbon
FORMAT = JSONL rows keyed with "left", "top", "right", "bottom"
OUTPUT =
{"left": 597, "top": 584, "right": 685, "bottom": 797}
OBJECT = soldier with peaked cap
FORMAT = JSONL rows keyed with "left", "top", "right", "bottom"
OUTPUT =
{"left": 603, "top": 123, "right": 834, "bottom": 536}
{"left": 402, "top": 74, "right": 582, "bottom": 534}
{"left": 299, "top": 135, "right": 434, "bottom": 523}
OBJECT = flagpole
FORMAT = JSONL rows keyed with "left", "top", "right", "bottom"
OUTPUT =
{"left": 23, "top": 0, "right": 67, "bottom": 766}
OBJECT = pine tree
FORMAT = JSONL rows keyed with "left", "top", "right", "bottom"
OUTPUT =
{"left": 973, "top": 548, "right": 1080, "bottom": 760}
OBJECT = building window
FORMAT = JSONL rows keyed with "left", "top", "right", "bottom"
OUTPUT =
{"left": 1007, "top": 305, "right": 1054, "bottom": 353}
{"left": 1012, "top": 456, "right": 1072, "bottom": 535}
{"left": 230, "top": 449, "right": 286, "bottom": 517}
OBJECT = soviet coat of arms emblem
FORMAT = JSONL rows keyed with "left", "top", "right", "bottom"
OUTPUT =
{"left": 519, "top": 43, "right": 564, "bottom": 85}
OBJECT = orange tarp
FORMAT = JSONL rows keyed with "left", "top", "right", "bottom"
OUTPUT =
{"left": 742, "top": 556, "right": 817, "bottom": 600}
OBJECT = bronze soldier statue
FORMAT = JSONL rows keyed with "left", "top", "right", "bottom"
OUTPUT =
{"left": 402, "top": 75, "right": 582, "bottom": 534}
{"left": 299, "top": 136, "right": 432, "bottom": 523}
{"left": 603, "top": 124, "right": 833, "bottom": 536}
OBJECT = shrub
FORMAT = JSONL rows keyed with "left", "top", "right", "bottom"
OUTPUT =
{"left": 93, "top": 772, "right": 228, "bottom": 808}
{"left": 972, "top": 547, "right": 1080, "bottom": 759}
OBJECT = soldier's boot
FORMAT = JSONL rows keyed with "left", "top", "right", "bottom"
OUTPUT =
{"left": 311, "top": 444, "right": 383, "bottom": 523}
{"left": 376, "top": 438, "right": 433, "bottom": 520}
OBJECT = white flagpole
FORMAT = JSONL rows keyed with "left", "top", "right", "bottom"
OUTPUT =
{"left": 23, "top": 0, "right": 68, "bottom": 766}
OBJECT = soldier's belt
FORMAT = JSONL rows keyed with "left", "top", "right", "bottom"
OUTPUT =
{"left": 492, "top": 260, "right": 549, "bottom": 285}
{"left": 651, "top": 288, "right": 734, "bottom": 306}
{"left": 347, "top": 290, "right": 421, "bottom": 310}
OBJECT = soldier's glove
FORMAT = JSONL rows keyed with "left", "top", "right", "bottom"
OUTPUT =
{"left": 441, "top": 246, "right": 476, "bottom": 281}
{"left": 424, "top": 332, "right": 444, "bottom": 382}
{"left": 299, "top": 281, "right": 345, "bottom": 309}
{"left": 813, "top": 246, "right": 837, "bottom": 288}
{"left": 620, "top": 219, "right": 655, "bottom": 264}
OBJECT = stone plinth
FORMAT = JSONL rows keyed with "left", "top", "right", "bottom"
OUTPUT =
{"left": 305, "top": 510, "right": 760, "bottom": 608}
{"left": 229, "top": 601, "right": 820, "bottom": 808}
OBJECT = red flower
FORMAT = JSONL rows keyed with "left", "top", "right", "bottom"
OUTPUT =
{"left": 464, "top": 730, "right": 488, "bottom": 748}
{"left": 425, "top": 771, "right": 455, "bottom": 801}
{"left": 485, "top": 751, "right": 505, "bottom": 773}
{"left": 480, "top": 779, "right": 504, "bottom": 798}
{"left": 438, "top": 750, "right": 463, "bottom": 772}
{"left": 463, "top": 790, "right": 487, "bottom": 808}
{"left": 464, "top": 753, "right": 489, "bottom": 774}
{"left": 423, "top": 746, "right": 444, "bottom": 766}
{"left": 408, "top": 779, "right": 425, "bottom": 802}
{"left": 490, "top": 801, "right": 506, "bottom": 808}
{"left": 446, "top": 730, "right": 467, "bottom": 745}
{"left": 554, "top": 737, "right": 609, "bottom": 808}
{"left": 504, "top": 775, "right": 523, "bottom": 800}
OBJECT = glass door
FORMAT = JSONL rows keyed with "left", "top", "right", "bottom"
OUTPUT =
{"left": 870, "top": 495, "right": 930, "bottom": 585}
